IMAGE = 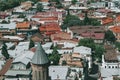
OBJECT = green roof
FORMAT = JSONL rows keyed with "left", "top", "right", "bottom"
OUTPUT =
{"left": 31, "top": 43, "right": 49, "bottom": 65}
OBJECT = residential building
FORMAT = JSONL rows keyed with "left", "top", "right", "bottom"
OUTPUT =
{"left": 73, "top": 46, "right": 92, "bottom": 68}
{"left": 16, "top": 21, "right": 37, "bottom": 35}
{"left": 39, "top": 22, "right": 61, "bottom": 36}
{"left": 100, "top": 45, "right": 120, "bottom": 79}
{"left": 67, "top": 26, "right": 105, "bottom": 43}
{"left": 109, "top": 26, "right": 120, "bottom": 42}
{"left": 32, "top": 11, "right": 63, "bottom": 25}
{"left": 0, "top": 22, "right": 16, "bottom": 36}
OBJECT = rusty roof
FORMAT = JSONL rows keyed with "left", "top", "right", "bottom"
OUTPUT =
{"left": 0, "top": 58, "right": 13, "bottom": 76}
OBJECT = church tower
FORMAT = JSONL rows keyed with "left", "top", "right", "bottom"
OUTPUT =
{"left": 31, "top": 43, "right": 49, "bottom": 80}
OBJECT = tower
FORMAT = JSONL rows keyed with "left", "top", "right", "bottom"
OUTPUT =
{"left": 31, "top": 43, "right": 49, "bottom": 80}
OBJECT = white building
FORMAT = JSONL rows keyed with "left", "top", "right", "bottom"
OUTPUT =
{"left": 100, "top": 45, "right": 120, "bottom": 79}
{"left": 73, "top": 46, "right": 92, "bottom": 68}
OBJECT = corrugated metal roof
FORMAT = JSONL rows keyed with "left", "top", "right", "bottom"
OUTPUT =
{"left": 31, "top": 43, "right": 49, "bottom": 65}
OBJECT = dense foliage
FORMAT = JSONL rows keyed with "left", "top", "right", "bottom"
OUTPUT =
{"left": 48, "top": 46, "right": 61, "bottom": 65}
{"left": 37, "top": 3, "right": 43, "bottom": 12}
{"left": 78, "top": 38, "right": 105, "bottom": 61}
{"left": 1, "top": 42, "right": 10, "bottom": 59}
{"left": 29, "top": 39, "right": 35, "bottom": 49}
{"left": 105, "top": 30, "right": 116, "bottom": 43}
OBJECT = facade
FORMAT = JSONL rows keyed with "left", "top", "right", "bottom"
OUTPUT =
{"left": 100, "top": 45, "right": 120, "bottom": 79}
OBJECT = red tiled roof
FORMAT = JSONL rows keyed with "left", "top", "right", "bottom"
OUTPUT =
{"left": 16, "top": 22, "right": 30, "bottom": 29}
{"left": 51, "top": 32, "right": 71, "bottom": 41}
{"left": 81, "top": 32, "right": 105, "bottom": 39}
{"left": 102, "top": 17, "right": 113, "bottom": 25}
{"left": 39, "top": 23, "right": 61, "bottom": 32}
{"left": 32, "top": 11, "right": 62, "bottom": 18}
{"left": 110, "top": 26, "right": 120, "bottom": 33}
{"left": 40, "top": 17, "right": 58, "bottom": 21}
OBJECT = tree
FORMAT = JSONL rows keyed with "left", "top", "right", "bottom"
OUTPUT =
{"left": 71, "top": 0, "right": 77, "bottom": 5}
{"left": 62, "top": 15, "right": 82, "bottom": 29}
{"left": 62, "top": 60, "right": 67, "bottom": 65}
{"left": 90, "top": 18, "right": 101, "bottom": 26}
{"left": 78, "top": 38, "right": 95, "bottom": 50}
{"left": 17, "top": 14, "right": 26, "bottom": 18}
{"left": 83, "top": 12, "right": 91, "bottom": 25}
{"left": 1, "top": 20, "right": 9, "bottom": 24}
{"left": 94, "top": 45, "right": 105, "bottom": 61}
{"left": 115, "top": 42, "right": 120, "bottom": 51}
{"left": 48, "top": 46, "right": 60, "bottom": 65}
{"left": 37, "top": 3, "right": 43, "bottom": 12}
{"left": 83, "top": 60, "right": 89, "bottom": 80}
{"left": 1, "top": 42, "right": 9, "bottom": 59}
{"left": 105, "top": 30, "right": 116, "bottom": 43}
{"left": 29, "top": 39, "right": 35, "bottom": 49}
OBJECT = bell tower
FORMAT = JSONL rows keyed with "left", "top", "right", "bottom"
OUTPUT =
{"left": 31, "top": 43, "right": 49, "bottom": 80}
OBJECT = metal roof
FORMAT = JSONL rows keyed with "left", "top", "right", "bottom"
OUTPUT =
{"left": 31, "top": 42, "right": 49, "bottom": 65}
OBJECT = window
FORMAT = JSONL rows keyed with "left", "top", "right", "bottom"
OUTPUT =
{"left": 112, "top": 66, "right": 114, "bottom": 68}
{"left": 109, "top": 66, "right": 111, "bottom": 68}
{"left": 105, "top": 66, "right": 106, "bottom": 68}
{"left": 116, "top": 66, "right": 118, "bottom": 68}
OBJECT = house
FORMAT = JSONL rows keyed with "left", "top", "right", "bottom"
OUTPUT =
{"left": 40, "top": 0, "right": 49, "bottom": 2}
{"left": 39, "top": 22, "right": 61, "bottom": 36}
{"left": 67, "top": 26, "right": 105, "bottom": 44}
{"left": 37, "top": 2, "right": 50, "bottom": 11}
{"left": 109, "top": 26, "right": 120, "bottom": 42}
{"left": 49, "top": 66, "right": 69, "bottom": 80}
{"left": 115, "top": 15, "right": 120, "bottom": 25}
{"left": 32, "top": 11, "right": 63, "bottom": 25}
{"left": 0, "top": 12, "right": 9, "bottom": 19}
{"left": 16, "top": 22, "right": 30, "bottom": 29}
{"left": 49, "top": 66, "right": 83, "bottom": 80}
{"left": 1, "top": 42, "right": 34, "bottom": 80}
{"left": 11, "top": 51, "right": 34, "bottom": 70}
{"left": 73, "top": 46, "right": 92, "bottom": 68}
{"left": 0, "top": 22, "right": 16, "bottom": 36}
{"left": 0, "top": 35, "right": 24, "bottom": 42}
{"left": 59, "top": 53, "right": 83, "bottom": 68}
{"left": 100, "top": 45, "right": 120, "bottom": 79}
{"left": 50, "top": 31, "right": 79, "bottom": 47}
{"left": 31, "top": 32, "right": 44, "bottom": 42}
{"left": 21, "top": 1, "right": 33, "bottom": 10}
{"left": 16, "top": 21, "right": 37, "bottom": 35}
{"left": 13, "top": 1, "right": 33, "bottom": 13}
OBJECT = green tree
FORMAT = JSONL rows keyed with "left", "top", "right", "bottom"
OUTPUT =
{"left": 1, "top": 43, "right": 9, "bottom": 59}
{"left": 62, "top": 15, "right": 82, "bottom": 29}
{"left": 83, "top": 12, "right": 91, "bottom": 25}
{"left": 105, "top": 30, "right": 116, "bottom": 43}
{"left": 37, "top": 3, "right": 43, "bottom": 12}
{"left": 48, "top": 46, "right": 60, "bottom": 65}
{"left": 71, "top": 0, "right": 77, "bottom": 5}
{"left": 78, "top": 38, "right": 95, "bottom": 50}
{"left": 17, "top": 14, "right": 26, "bottom": 18}
{"left": 29, "top": 39, "right": 35, "bottom": 49}
{"left": 90, "top": 18, "right": 101, "bottom": 26}
{"left": 94, "top": 45, "right": 105, "bottom": 61}
{"left": 115, "top": 42, "right": 120, "bottom": 51}
{"left": 62, "top": 60, "right": 67, "bottom": 65}
{"left": 1, "top": 20, "right": 9, "bottom": 24}
{"left": 83, "top": 60, "right": 89, "bottom": 80}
